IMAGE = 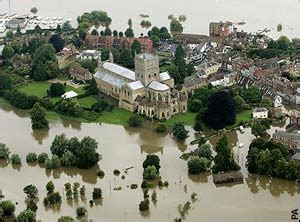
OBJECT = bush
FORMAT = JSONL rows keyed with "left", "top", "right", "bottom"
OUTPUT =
{"left": 0, "top": 200, "right": 15, "bottom": 216}
{"left": 97, "top": 170, "right": 105, "bottom": 178}
{"left": 76, "top": 207, "right": 87, "bottom": 218}
{"left": 23, "top": 184, "right": 38, "bottom": 199}
{"left": 46, "top": 181, "right": 55, "bottom": 194}
{"left": 172, "top": 122, "right": 188, "bottom": 141}
{"left": 26, "top": 153, "right": 37, "bottom": 163}
{"left": 187, "top": 156, "right": 210, "bottom": 174}
{"left": 10, "top": 153, "right": 21, "bottom": 164}
{"left": 58, "top": 216, "right": 74, "bottom": 222}
{"left": 26, "top": 199, "right": 38, "bottom": 212}
{"left": 139, "top": 199, "right": 149, "bottom": 211}
{"left": 45, "top": 155, "right": 61, "bottom": 169}
{"left": 92, "top": 187, "right": 102, "bottom": 199}
{"left": 113, "top": 169, "right": 120, "bottom": 175}
{"left": 141, "top": 180, "right": 153, "bottom": 189}
{"left": 155, "top": 122, "right": 167, "bottom": 133}
{"left": 143, "top": 165, "right": 159, "bottom": 180}
{"left": 43, "top": 192, "right": 62, "bottom": 205}
{"left": 37, "top": 153, "right": 49, "bottom": 164}
{"left": 143, "top": 154, "right": 161, "bottom": 172}
{"left": 0, "top": 143, "right": 10, "bottom": 159}
{"left": 130, "top": 184, "right": 138, "bottom": 189}
{"left": 128, "top": 115, "right": 143, "bottom": 127}
{"left": 17, "top": 209, "right": 36, "bottom": 222}
{"left": 49, "top": 82, "right": 65, "bottom": 97}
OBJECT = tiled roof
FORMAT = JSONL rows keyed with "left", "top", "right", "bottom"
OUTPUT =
{"left": 148, "top": 80, "right": 169, "bottom": 91}
{"left": 127, "top": 80, "right": 144, "bottom": 90}
{"left": 103, "top": 62, "right": 135, "bottom": 81}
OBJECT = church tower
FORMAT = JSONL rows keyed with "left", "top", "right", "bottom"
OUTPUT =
{"left": 135, "top": 53, "right": 160, "bottom": 86}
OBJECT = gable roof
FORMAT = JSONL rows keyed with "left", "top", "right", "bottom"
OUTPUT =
{"left": 148, "top": 80, "right": 169, "bottom": 91}
{"left": 102, "top": 62, "right": 135, "bottom": 81}
{"left": 159, "top": 71, "right": 171, "bottom": 81}
{"left": 127, "top": 80, "right": 144, "bottom": 90}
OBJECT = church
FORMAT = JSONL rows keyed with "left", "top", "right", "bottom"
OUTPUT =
{"left": 94, "top": 52, "right": 188, "bottom": 119}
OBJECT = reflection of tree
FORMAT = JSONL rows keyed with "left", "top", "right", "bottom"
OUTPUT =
{"left": 0, "top": 106, "right": 28, "bottom": 118}
{"left": 188, "top": 172, "right": 210, "bottom": 183}
{"left": 245, "top": 174, "right": 299, "bottom": 197}
{"left": 0, "top": 160, "right": 9, "bottom": 168}
{"left": 31, "top": 128, "right": 49, "bottom": 145}
{"left": 12, "top": 164, "right": 22, "bottom": 172}
{"left": 140, "top": 145, "right": 163, "bottom": 155}
{"left": 61, "top": 119, "right": 81, "bottom": 130}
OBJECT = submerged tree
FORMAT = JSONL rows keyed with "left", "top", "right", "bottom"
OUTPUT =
{"left": 30, "top": 103, "right": 49, "bottom": 129}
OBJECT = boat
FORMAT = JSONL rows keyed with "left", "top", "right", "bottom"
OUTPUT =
{"left": 239, "top": 126, "right": 245, "bottom": 133}
{"left": 45, "top": 17, "right": 50, "bottom": 21}
{"left": 58, "top": 17, "right": 63, "bottom": 21}
{"left": 140, "top": 14, "right": 149, "bottom": 18}
{"left": 237, "top": 21, "right": 246, "bottom": 25}
{"left": 52, "top": 17, "right": 57, "bottom": 20}
{"left": 238, "top": 143, "right": 244, "bottom": 148}
{"left": 66, "top": 18, "right": 72, "bottom": 22}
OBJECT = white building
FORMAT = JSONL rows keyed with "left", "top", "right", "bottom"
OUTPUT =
{"left": 253, "top": 107, "right": 268, "bottom": 119}
{"left": 76, "top": 50, "right": 101, "bottom": 60}
{"left": 273, "top": 95, "right": 282, "bottom": 108}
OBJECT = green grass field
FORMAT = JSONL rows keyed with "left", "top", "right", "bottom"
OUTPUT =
{"left": 18, "top": 82, "right": 85, "bottom": 98}
{"left": 78, "top": 96, "right": 98, "bottom": 108}
{"left": 165, "top": 112, "right": 196, "bottom": 126}
{"left": 96, "top": 108, "right": 133, "bottom": 125}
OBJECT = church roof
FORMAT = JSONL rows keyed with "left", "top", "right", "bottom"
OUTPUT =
{"left": 159, "top": 71, "right": 171, "bottom": 81}
{"left": 103, "top": 62, "right": 136, "bottom": 81}
{"left": 136, "top": 53, "right": 156, "bottom": 60}
{"left": 127, "top": 80, "right": 144, "bottom": 90}
{"left": 94, "top": 71, "right": 126, "bottom": 88}
{"left": 148, "top": 80, "right": 169, "bottom": 91}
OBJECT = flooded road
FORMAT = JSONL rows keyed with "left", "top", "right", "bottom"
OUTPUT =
{"left": 0, "top": 105, "right": 299, "bottom": 222}
{"left": 1, "top": 0, "right": 300, "bottom": 38}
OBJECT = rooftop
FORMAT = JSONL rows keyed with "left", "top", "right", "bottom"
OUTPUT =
{"left": 159, "top": 72, "right": 171, "bottom": 81}
{"left": 273, "top": 130, "right": 300, "bottom": 141}
{"left": 136, "top": 53, "right": 157, "bottom": 61}
{"left": 253, "top": 107, "right": 268, "bottom": 113}
{"left": 94, "top": 71, "right": 126, "bottom": 88}
{"left": 103, "top": 62, "right": 135, "bottom": 81}
{"left": 148, "top": 80, "right": 169, "bottom": 91}
{"left": 127, "top": 80, "right": 144, "bottom": 90}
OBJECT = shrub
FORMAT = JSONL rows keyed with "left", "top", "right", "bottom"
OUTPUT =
{"left": 139, "top": 199, "right": 149, "bottom": 211}
{"left": 0, "top": 200, "right": 15, "bottom": 216}
{"left": 128, "top": 115, "right": 143, "bottom": 127}
{"left": 113, "top": 169, "right": 120, "bottom": 175}
{"left": 141, "top": 180, "right": 152, "bottom": 189}
{"left": 44, "top": 158, "right": 52, "bottom": 169}
{"left": 143, "top": 165, "right": 159, "bottom": 180}
{"left": 172, "top": 122, "right": 188, "bottom": 141}
{"left": 26, "top": 199, "right": 38, "bottom": 212}
{"left": 37, "top": 153, "right": 49, "bottom": 164}
{"left": 187, "top": 156, "right": 210, "bottom": 174}
{"left": 10, "top": 153, "right": 21, "bottom": 164}
{"left": 17, "top": 209, "right": 36, "bottom": 222}
{"left": 43, "top": 192, "right": 62, "bottom": 205}
{"left": 49, "top": 82, "right": 65, "bottom": 97}
{"left": 155, "top": 122, "right": 167, "bottom": 133}
{"left": 130, "top": 184, "right": 138, "bottom": 189}
{"left": 0, "top": 143, "right": 10, "bottom": 159}
{"left": 76, "top": 207, "right": 87, "bottom": 218}
{"left": 92, "top": 187, "right": 102, "bottom": 199}
{"left": 97, "top": 169, "right": 105, "bottom": 178}
{"left": 143, "top": 154, "right": 160, "bottom": 172}
{"left": 46, "top": 181, "right": 55, "bottom": 194}
{"left": 23, "top": 184, "right": 38, "bottom": 199}
{"left": 26, "top": 153, "right": 37, "bottom": 163}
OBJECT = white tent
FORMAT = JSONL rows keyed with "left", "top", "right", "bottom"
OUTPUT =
{"left": 61, "top": 91, "right": 78, "bottom": 99}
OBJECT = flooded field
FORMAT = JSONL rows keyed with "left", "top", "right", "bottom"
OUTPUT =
{"left": 0, "top": 104, "right": 299, "bottom": 221}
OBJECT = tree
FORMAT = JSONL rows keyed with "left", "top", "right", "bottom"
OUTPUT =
{"left": 2, "top": 45, "right": 14, "bottom": 59}
{"left": 155, "top": 122, "right": 167, "bottom": 133}
{"left": 0, "top": 143, "right": 10, "bottom": 159}
{"left": 119, "top": 48, "right": 134, "bottom": 68}
{"left": 26, "top": 199, "right": 38, "bottom": 212}
{"left": 0, "top": 200, "right": 15, "bottom": 216}
{"left": 49, "top": 34, "right": 65, "bottom": 52}
{"left": 251, "top": 119, "right": 270, "bottom": 137}
{"left": 128, "top": 18, "right": 133, "bottom": 28}
{"left": 131, "top": 39, "right": 141, "bottom": 54}
{"left": 46, "top": 181, "right": 55, "bottom": 194}
{"left": 26, "top": 153, "right": 37, "bottom": 163}
{"left": 172, "top": 122, "right": 188, "bottom": 140}
{"left": 92, "top": 187, "right": 102, "bottom": 199}
{"left": 23, "top": 185, "right": 38, "bottom": 199}
{"left": 86, "top": 78, "right": 98, "bottom": 95}
{"left": 187, "top": 156, "right": 210, "bottom": 174}
{"left": 58, "top": 216, "right": 74, "bottom": 222}
{"left": 30, "top": 103, "right": 49, "bottom": 129}
{"left": 17, "top": 209, "right": 36, "bottom": 222}
{"left": 212, "top": 136, "right": 240, "bottom": 173}
{"left": 104, "top": 27, "right": 112, "bottom": 36}
{"left": 179, "top": 15, "right": 187, "bottom": 22}
{"left": 31, "top": 44, "right": 59, "bottom": 81}
{"left": 174, "top": 45, "right": 186, "bottom": 83}
{"left": 193, "top": 112, "right": 202, "bottom": 132}
{"left": 204, "top": 91, "right": 236, "bottom": 130}
{"left": 113, "top": 30, "right": 118, "bottom": 37}
{"left": 62, "top": 21, "right": 72, "bottom": 32}
{"left": 139, "top": 199, "right": 149, "bottom": 211}
{"left": 261, "top": 97, "right": 272, "bottom": 109}
{"left": 128, "top": 115, "right": 143, "bottom": 127}
{"left": 170, "top": 18, "right": 183, "bottom": 34}
{"left": 61, "top": 150, "right": 76, "bottom": 167}
{"left": 34, "top": 25, "right": 43, "bottom": 34}
{"left": 143, "top": 154, "right": 161, "bottom": 172}
{"left": 198, "top": 144, "right": 212, "bottom": 159}
{"left": 241, "top": 85, "right": 261, "bottom": 104}
{"left": 125, "top": 28, "right": 134, "bottom": 38}
{"left": 10, "top": 153, "right": 21, "bottom": 165}
{"left": 76, "top": 207, "right": 87, "bottom": 217}
{"left": 76, "top": 136, "right": 100, "bottom": 169}
{"left": 5, "top": 31, "right": 14, "bottom": 40}
{"left": 119, "top": 31, "right": 124, "bottom": 37}
{"left": 234, "top": 95, "right": 248, "bottom": 113}
{"left": 143, "top": 165, "right": 159, "bottom": 180}
{"left": 49, "top": 83, "right": 65, "bottom": 97}
{"left": 30, "top": 7, "right": 38, "bottom": 14}
{"left": 0, "top": 73, "right": 12, "bottom": 92}
{"left": 37, "top": 153, "right": 48, "bottom": 164}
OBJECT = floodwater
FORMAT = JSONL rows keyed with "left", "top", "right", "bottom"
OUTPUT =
{"left": 0, "top": 104, "right": 299, "bottom": 222}
{"left": 1, "top": 0, "right": 300, "bottom": 39}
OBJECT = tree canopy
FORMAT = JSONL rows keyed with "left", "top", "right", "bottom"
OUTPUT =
{"left": 30, "top": 103, "right": 49, "bottom": 129}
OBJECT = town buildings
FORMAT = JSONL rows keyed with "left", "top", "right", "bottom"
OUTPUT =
{"left": 253, "top": 107, "right": 268, "bottom": 119}
{"left": 69, "top": 63, "right": 92, "bottom": 82}
{"left": 76, "top": 49, "right": 101, "bottom": 60}
{"left": 209, "top": 21, "right": 233, "bottom": 37}
{"left": 196, "top": 62, "right": 222, "bottom": 77}
{"left": 94, "top": 52, "right": 187, "bottom": 119}
{"left": 273, "top": 130, "right": 300, "bottom": 152}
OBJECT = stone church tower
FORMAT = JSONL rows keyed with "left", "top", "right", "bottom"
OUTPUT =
{"left": 135, "top": 53, "right": 160, "bottom": 86}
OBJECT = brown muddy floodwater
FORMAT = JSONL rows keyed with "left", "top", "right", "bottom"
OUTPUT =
{"left": 0, "top": 105, "right": 299, "bottom": 222}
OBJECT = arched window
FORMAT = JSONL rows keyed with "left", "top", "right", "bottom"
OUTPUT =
{"left": 151, "top": 110, "right": 154, "bottom": 116}
{"left": 162, "top": 112, "right": 165, "bottom": 118}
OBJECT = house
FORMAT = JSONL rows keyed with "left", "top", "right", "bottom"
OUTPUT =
{"left": 209, "top": 21, "right": 233, "bottom": 37}
{"left": 273, "top": 95, "right": 282, "bottom": 108}
{"left": 56, "top": 44, "right": 77, "bottom": 69}
{"left": 69, "top": 63, "right": 92, "bottom": 82}
{"left": 7, "top": 18, "right": 27, "bottom": 29}
{"left": 61, "top": 91, "right": 78, "bottom": 99}
{"left": 196, "top": 62, "right": 222, "bottom": 77}
{"left": 273, "top": 130, "right": 300, "bottom": 152}
{"left": 183, "top": 73, "right": 208, "bottom": 93}
{"left": 174, "top": 33, "right": 209, "bottom": 44}
{"left": 76, "top": 50, "right": 101, "bottom": 60}
{"left": 253, "top": 107, "right": 268, "bottom": 119}
{"left": 94, "top": 52, "right": 187, "bottom": 119}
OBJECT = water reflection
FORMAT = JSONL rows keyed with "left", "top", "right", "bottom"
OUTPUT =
{"left": 140, "top": 145, "right": 163, "bottom": 155}
{"left": 31, "top": 128, "right": 50, "bottom": 145}
{"left": 61, "top": 119, "right": 82, "bottom": 130}
{"left": 188, "top": 172, "right": 210, "bottom": 183}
